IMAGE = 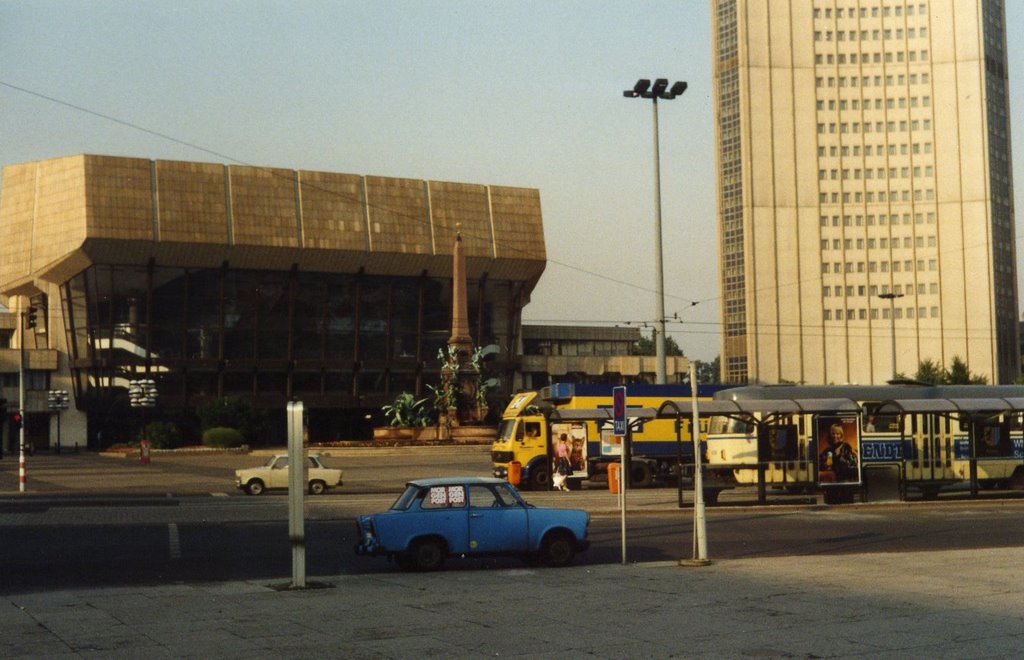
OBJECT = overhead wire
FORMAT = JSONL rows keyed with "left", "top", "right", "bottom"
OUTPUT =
{"left": 2, "top": 79, "right": 1018, "bottom": 347}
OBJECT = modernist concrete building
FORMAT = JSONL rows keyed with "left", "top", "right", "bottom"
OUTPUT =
{"left": 713, "top": 0, "right": 1018, "bottom": 384}
{"left": 0, "top": 154, "right": 545, "bottom": 449}
{"left": 519, "top": 324, "right": 691, "bottom": 389}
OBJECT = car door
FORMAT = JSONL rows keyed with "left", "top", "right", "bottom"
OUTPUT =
{"left": 268, "top": 457, "right": 290, "bottom": 488}
{"left": 467, "top": 484, "right": 529, "bottom": 553}
{"left": 414, "top": 484, "right": 470, "bottom": 553}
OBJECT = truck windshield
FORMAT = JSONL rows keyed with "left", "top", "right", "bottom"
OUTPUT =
{"left": 497, "top": 419, "right": 517, "bottom": 442}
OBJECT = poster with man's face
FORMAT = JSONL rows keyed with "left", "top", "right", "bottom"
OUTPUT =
{"left": 816, "top": 416, "right": 860, "bottom": 485}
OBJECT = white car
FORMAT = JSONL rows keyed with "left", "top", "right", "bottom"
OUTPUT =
{"left": 235, "top": 454, "right": 343, "bottom": 495}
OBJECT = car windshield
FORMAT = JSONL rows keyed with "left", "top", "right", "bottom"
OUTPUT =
{"left": 390, "top": 485, "right": 422, "bottom": 511}
{"left": 493, "top": 483, "right": 521, "bottom": 506}
{"left": 263, "top": 456, "right": 279, "bottom": 468}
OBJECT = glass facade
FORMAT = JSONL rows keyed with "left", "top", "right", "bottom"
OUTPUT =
{"left": 64, "top": 263, "right": 521, "bottom": 445}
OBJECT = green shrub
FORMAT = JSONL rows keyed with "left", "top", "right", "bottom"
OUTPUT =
{"left": 202, "top": 427, "right": 245, "bottom": 448}
{"left": 197, "top": 397, "right": 262, "bottom": 438}
{"left": 140, "top": 421, "right": 183, "bottom": 449}
{"left": 382, "top": 392, "right": 432, "bottom": 427}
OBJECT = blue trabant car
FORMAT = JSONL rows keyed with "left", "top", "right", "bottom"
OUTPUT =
{"left": 355, "top": 476, "right": 590, "bottom": 571}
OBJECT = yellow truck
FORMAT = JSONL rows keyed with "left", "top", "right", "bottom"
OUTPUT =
{"left": 490, "top": 383, "right": 727, "bottom": 489}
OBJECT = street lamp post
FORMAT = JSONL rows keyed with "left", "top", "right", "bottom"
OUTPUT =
{"left": 878, "top": 292, "right": 904, "bottom": 382}
{"left": 624, "top": 78, "right": 687, "bottom": 384}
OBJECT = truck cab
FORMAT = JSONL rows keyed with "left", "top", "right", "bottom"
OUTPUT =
{"left": 491, "top": 392, "right": 553, "bottom": 489}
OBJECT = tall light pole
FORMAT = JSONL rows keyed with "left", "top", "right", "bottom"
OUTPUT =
{"left": 878, "top": 292, "right": 904, "bottom": 382}
{"left": 624, "top": 78, "right": 687, "bottom": 384}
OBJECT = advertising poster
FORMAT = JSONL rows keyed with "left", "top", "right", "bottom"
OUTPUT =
{"left": 816, "top": 415, "right": 860, "bottom": 485}
{"left": 551, "top": 422, "right": 588, "bottom": 477}
{"left": 601, "top": 429, "right": 622, "bottom": 457}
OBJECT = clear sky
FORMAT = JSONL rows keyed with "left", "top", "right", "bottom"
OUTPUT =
{"left": 2, "top": 1, "right": 1023, "bottom": 363}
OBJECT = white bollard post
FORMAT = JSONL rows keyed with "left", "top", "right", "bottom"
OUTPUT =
{"left": 287, "top": 401, "right": 306, "bottom": 588}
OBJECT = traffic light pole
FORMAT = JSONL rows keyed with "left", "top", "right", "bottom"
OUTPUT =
{"left": 18, "top": 306, "right": 26, "bottom": 493}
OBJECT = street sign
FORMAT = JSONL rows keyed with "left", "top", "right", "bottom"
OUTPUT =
{"left": 612, "top": 386, "right": 627, "bottom": 436}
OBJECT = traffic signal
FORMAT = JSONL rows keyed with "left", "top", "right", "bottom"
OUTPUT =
{"left": 25, "top": 306, "right": 38, "bottom": 329}
{"left": 11, "top": 413, "right": 22, "bottom": 429}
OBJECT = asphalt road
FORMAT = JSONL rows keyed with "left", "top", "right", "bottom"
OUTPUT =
{"left": 0, "top": 446, "right": 495, "bottom": 496}
{"left": 3, "top": 448, "right": 1024, "bottom": 594}
{"left": 3, "top": 494, "right": 1024, "bottom": 594}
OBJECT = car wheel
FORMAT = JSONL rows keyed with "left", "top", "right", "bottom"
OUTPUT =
{"left": 245, "top": 480, "right": 265, "bottom": 496}
{"left": 409, "top": 538, "right": 446, "bottom": 571}
{"left": 529, "top": 463, "right": 550, "bottom": 490}
{"left": 539, "top": 530, "right": 576, "bottom": 567}
{"left": 309, "top": 480, "right": 326, "bottom": 495}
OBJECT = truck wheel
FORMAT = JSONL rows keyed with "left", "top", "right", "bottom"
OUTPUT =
{"left": 529, "top": 463, "right": 551, "bottom": 490}
{"left": 539, "top": 530, "right": 576, "bottom": 567}
{"left": 409, "top": 538, "right": 446, "bottom": 571}
{"left": 308, "top": 480, "right": 326, "bottom": 495}
{"left": 245, "top": 480, "right": 265, "bottom": 496}
{"left": 630, "top": 462, "right": 654, "bottom": 488}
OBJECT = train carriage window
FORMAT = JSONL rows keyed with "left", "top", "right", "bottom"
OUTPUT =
{"left": 978, "top": 421, "right": 1014, "bottom": 458}
{"left": 862, "top": 403, "right": 898, "bottom": 433}
{"left": 711, "top": 416, "right": 754, "bottom": 434}
{"left": 764, "top": 424, "right": 799, "bottom": 461}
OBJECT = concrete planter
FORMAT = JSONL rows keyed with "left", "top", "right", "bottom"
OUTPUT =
{"left": 372, "top": 425, "right": 497, "bottom": 445}
{"left": 372, "top": 427, "right": 424, "bottom": 443}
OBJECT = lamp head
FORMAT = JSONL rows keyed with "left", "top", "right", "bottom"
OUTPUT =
{"left": 624, "top": 79, "right": 651, "bottom": 97}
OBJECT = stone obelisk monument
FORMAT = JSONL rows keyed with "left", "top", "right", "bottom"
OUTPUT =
{"left": 444, "top": 225, "right": 483, "bottom": 425}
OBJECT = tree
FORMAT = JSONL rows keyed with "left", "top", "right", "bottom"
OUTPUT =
{"left": 696, "top": 356, "right": 721, "bottom": 384}
{"left": 633, "top": 332, "right": 683, "bottom": 356}
{"left": 913, "top": 356, "right": 987, "bottom": 385}
{"left": 914, "top": 359, "right": 947, "bottom": 385}
{"left": 947, "top": 356, "right": 987, "bottom": 384}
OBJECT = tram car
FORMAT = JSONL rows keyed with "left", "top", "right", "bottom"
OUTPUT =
{"left": 704, "top": 384, "right": 1024, "bottom": 502}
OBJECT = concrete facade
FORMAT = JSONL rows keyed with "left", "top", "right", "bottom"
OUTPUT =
{"left": 519, "top": 324, "right": 692, "bottom": 388}
{"left": 713, "top": 0, "right": 1019, "bottom": 385}
{"left": 0, "top": 155, "right": 546, "bottom": 448}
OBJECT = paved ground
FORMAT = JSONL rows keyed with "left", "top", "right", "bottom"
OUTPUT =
{"left": 4, "top": 548, "right": 1022, "bottom": 658}
{"left": 3, "top": 448, "right": 1023, "bottom": 658}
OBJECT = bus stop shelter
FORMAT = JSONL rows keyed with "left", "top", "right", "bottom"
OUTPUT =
{"left": 657, "top": 398, "right": 862, "bottom": 503}
{"left": 874, "top": 397, "right": 1024, "bottom": 496}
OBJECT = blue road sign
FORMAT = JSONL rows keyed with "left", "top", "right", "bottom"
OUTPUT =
{"left": 613, "top": 386, "right": 627, "bottom": 436}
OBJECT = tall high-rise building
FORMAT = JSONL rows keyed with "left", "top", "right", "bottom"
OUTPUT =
{"left": 712, "top": 0, "right": 1018, "bottom": 384}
